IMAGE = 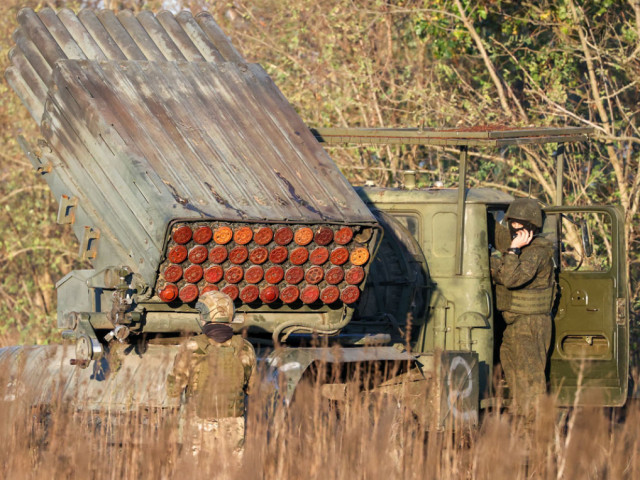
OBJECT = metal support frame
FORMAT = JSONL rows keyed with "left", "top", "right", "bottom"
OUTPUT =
{"left": 312, "top": 127, "right": 592, "bottom": 147}
{"left": 455, "top": 147, "right": 468, "bottom": 276}
{"left": 313, "top": 126, "right": 591, "bottom": 276}
{"left": 555, "top": 143, "right": 565, "bottom": 207}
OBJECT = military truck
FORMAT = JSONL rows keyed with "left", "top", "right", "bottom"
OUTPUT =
{"left": 325, "top": 129, "right": 629, "bottom": 414}
{"left": 0, "top": 7, "right": 629, "bottom": 432}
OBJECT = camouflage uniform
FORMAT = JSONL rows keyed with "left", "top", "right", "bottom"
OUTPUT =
{"left": 492, "top": 200, "right": 555, "bottom": 417}
{"left": 167, "top": 334, "right": 255, "bottom": 417}
{"left": 167, "top": 333, "right": 256, "bottom": 452}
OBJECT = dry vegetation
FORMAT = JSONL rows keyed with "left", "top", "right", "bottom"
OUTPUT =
{"left": 0, "top": 366, "right": 639, "bottom": 480}
{"left": 1, "top": 2, "right": 639, "bottom": 478}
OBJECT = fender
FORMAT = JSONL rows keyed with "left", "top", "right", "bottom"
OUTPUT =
{"left": 264, "top": 346, "right": 479, "bottom": 429}
{"left": 0, "top": 344, "right": 182, "bottom": 411}
{"left": 264, "top": 346, "right": 415, "bottom": 404}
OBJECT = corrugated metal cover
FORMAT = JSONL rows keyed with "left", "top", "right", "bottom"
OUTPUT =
{"left": 6, "top": 7, "right": 375, "bottom": 285}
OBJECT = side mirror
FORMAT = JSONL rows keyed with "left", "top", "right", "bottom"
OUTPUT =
{"left": 580, "top": 220, "right": 593, "bottom": 257}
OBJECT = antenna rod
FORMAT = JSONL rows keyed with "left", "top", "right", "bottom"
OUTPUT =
{"left": 555, "top": 143, "right": 565, "bottom": 206}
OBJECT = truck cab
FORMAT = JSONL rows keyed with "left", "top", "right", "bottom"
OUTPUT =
{"left": 352, "top": 184, "right": 629, "bottom": 408}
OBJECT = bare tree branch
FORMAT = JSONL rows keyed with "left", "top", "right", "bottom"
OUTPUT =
{"left": 453, "top": 0, "right": 525, "bottom": 122}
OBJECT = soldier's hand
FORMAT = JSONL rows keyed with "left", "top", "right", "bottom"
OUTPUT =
{"left": 510, "top": 229, "right": 533, "bottom": 249}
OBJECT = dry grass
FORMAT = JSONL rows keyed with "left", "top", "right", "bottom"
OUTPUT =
{"left": 0, "top": 365, "right": 639, "bottom": 480}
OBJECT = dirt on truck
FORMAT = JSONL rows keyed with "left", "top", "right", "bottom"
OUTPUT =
{"left": 0, "top": 6, "right": 630, "bottom": 446}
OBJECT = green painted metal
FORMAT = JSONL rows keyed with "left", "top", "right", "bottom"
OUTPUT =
{"left": 455, "top": 147, "right": 468, "bottom": 276}
{"left": 355, "top": 188, "right": 500, "bottom": 399}
{"left": 8, "top": 8, "right": 376, "bottom": 291}
{"left": 545, "top": 205, "right": 629, "bottom": 406}
{"left": 555, "top": 145, "right": 566, "bottom": 206}
{"left": 314, "top": 126, "right": 592, "bottom": 278}
{"left": 8, "top": 8, "right": 380, "bottom": 345}
{"left": 312, "top": 126, "right": 593, "bottom": 147}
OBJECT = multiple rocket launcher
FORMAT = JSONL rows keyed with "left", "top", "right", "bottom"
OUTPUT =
{"left": 6, "top": 7, "right": 379, "bottom": 338}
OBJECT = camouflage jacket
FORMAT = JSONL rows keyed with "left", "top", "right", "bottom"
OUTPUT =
{"left": 166, "top": 334, "right": 255, "bottom": 418}
{"left": 492, "top": 227, "right": 555, "bottom": 315}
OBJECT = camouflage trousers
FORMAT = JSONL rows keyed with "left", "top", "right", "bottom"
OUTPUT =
{"left": 500, "top": 313, "right": 552, "bottom": 418}
{"left": 185, "top": 416, "right": 245, "bottom": 456}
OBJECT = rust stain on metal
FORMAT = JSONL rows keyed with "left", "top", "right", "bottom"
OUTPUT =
{"left": 274, "top": 170, "right": 322, "bottom": 217}
{"left": 204, "top": 181, "right": 248, "bottom": 220}
{"left": 163, "top": 180, "right": 188, "bottom": 205}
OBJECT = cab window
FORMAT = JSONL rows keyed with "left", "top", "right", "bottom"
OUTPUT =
{"left": 391, "top": 213, "right": 421, "bottom": 243}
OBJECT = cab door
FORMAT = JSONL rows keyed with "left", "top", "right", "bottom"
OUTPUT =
{"left": 544, "top": 206, "right": 628, "bottom": 406}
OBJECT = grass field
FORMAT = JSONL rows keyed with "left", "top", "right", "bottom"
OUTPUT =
{"left": 1, "top": 361, "right": 638, "bottom": 480}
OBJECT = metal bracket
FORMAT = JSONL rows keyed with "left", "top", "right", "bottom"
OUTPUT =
{"left": 70, "top": 315, "right": 103, "bottom": 368}
{"left": 104, "top": 324, "right": 131, "bottom": 343}
{"left": 455, "top": 147, "right": 468, "bottom": 276}
{"left": 79, "top": 226, "right": 100, "bottom": 260}
{"left": 17, "top": 135, "right": 52, "bottom": 174}
{"left": 57, "top": 195, "right": 78, "bottom": 224}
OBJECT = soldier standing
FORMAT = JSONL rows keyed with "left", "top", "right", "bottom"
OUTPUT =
{"left": 491, "top": 198, "right": 556, "bottom": 420}
{"left": 167, "top": 291, "right": 256, "bottom": 453}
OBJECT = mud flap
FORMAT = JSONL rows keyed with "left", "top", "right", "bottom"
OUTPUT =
{"left": 415, "top": 350, "right": 480, "bottom": 430}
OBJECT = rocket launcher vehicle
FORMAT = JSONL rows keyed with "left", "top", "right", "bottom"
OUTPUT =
{"left": 6, "top": 7, "right": 379, "bottom": 364}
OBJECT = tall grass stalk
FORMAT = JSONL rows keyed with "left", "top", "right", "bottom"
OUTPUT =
{"left": 0, "top": 365, "right": 638, "bottom": 479}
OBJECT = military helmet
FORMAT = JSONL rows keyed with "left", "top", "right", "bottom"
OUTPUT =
{"left": 195, "top": 290, "right": 235, "bottom": 324}
{"left": 505, "top": 198, "right": 543, "bottom": 228}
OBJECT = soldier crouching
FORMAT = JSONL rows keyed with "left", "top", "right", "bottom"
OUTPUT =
{"left": 167, "top": 291, "right": 256, "bottom": 454}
